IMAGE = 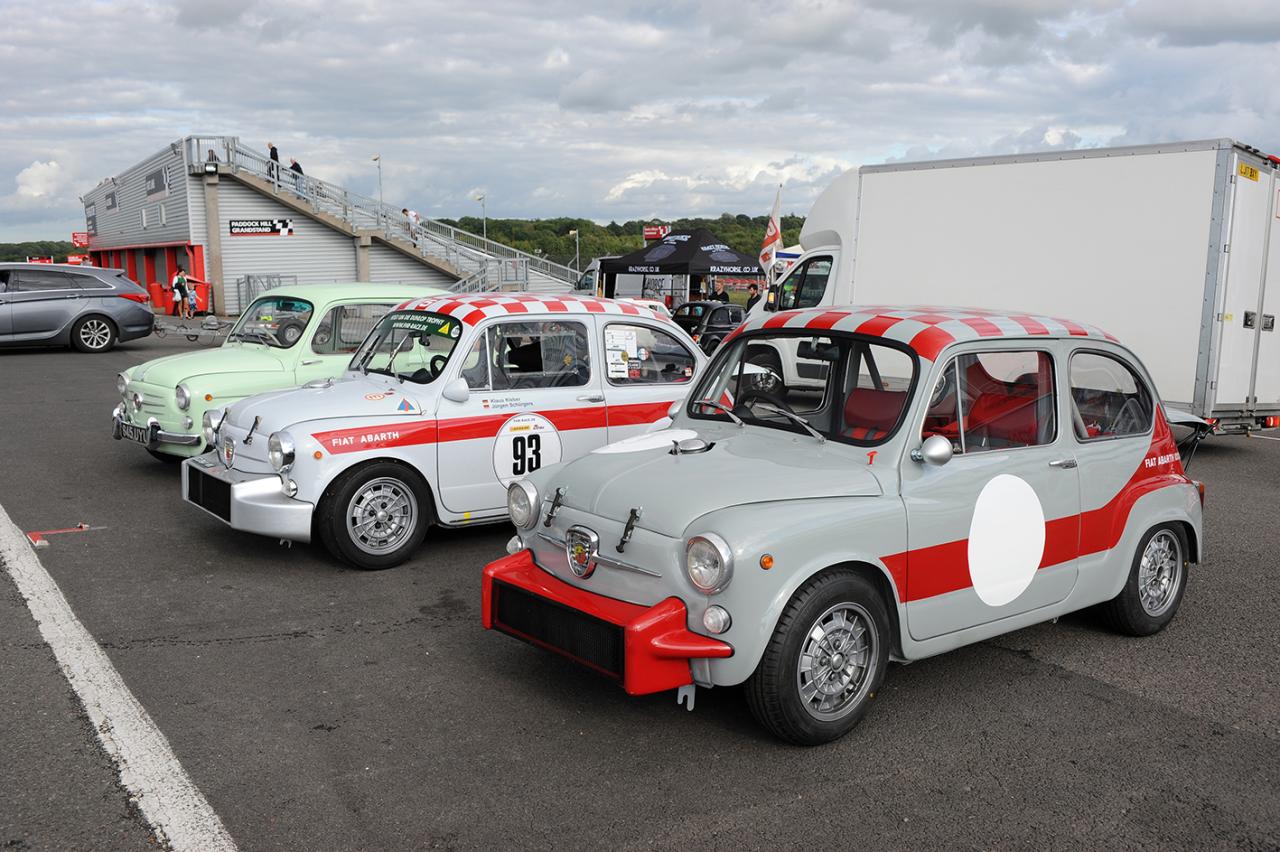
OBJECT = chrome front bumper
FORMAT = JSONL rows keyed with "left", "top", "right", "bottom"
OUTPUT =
{"left": 112, "top": 405, "right": 202, "bottom": 447}
{"left": 181, "top": 452, "right": 314, "bottom": 542}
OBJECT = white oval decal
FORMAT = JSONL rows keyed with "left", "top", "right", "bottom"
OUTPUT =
{"left": 967, "top": 474, "right": 1045, "bottom": 607}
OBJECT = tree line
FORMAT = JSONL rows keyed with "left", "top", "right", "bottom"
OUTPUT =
{"left": 0, "top": 241, "right": 76, "bottom": 263}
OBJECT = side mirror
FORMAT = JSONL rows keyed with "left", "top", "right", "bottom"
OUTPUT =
{"left": 911, "top": 434, "right": 954, "bottom": 466}
{"left": 441, "top": 377, "right": 470, "bottom": 404}
{"left": 667, "top": 399, "right": 682, "bottom": 418}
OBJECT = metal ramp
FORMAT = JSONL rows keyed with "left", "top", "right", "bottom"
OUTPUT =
{"left": 185, "top": 136, "right": 576, "bottom": 294}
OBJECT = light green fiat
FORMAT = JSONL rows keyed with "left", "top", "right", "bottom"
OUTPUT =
{"left": 112, "top": 282, "right": 445, "bottom": 461}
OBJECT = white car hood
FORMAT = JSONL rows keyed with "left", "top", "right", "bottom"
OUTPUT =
{"left": 223, "top": 374, "right": 432, "bottom": 432}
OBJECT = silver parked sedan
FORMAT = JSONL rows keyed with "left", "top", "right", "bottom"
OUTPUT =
{"left": 0, "top": 263, "right": 155, "bottom": 352}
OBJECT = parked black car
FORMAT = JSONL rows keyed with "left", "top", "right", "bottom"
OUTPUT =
{"left": 672, "top": 300, "right": 746, "bottom": 354}
{"left": 0, "top": 264, "right": 154, "bottom": 352}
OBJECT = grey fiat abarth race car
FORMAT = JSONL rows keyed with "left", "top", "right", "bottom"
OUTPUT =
{"left": 482, "top": 305, "right": 1204, "bottom": 745}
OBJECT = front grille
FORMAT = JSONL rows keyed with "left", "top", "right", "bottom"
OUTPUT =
{"left": 493, "top": 581, "right": 624, "bottom": 680}
{"left": 187, "top": 469, "right": 231, "bottom": 522}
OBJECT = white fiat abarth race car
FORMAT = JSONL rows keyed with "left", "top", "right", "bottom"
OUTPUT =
{"left": 182, "top": 294, "right": 706, "bottom": 568}
{"left": 483, "top": 306, "right": 1204, "bottom": 745}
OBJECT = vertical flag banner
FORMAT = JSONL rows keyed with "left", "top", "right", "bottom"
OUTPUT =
{"left": 759, "top": 185, "right": 782, "bottom": 285}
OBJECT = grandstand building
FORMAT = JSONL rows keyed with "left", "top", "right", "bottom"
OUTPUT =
{"left": 81, "top": 136, "right": 573, "bottom": 313}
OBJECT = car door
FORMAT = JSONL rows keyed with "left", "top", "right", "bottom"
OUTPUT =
{"left": 899, "top": 343, "right": 1081, "bottom": 641}
{"left": 9, "top": 269, "right": 83, "bottom": 340}
{"left": 296, "top": 301, "right": 396, "bottom": 384}
{"left": 435, "top": 316, "right": 607, "bottom": 515}
{"left": 599, "top": 318, "right": 701, "bottom": 443}
{"left": 0, "top": 271, "right": 13, "bottom": 338}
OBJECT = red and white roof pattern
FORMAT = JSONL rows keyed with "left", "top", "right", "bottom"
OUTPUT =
{"left": 736, "top": 305, "right": 1117, "bottom": 361}
{"left": 393, "top": 293, "right": 672, "bottom": 326}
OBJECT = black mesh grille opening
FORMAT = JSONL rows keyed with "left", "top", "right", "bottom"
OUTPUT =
{"left": 494, "top": 581, "right": 624, "bottom": 679}
{"left": 187, "top": 469, "right": 231, "bottom": 522}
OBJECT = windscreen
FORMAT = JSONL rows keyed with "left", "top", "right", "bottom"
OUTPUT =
{"left": 689, "top": 332, "right": 917, "bottom": 445}
{"left": 228, "top": 296, "right": 315, "bottom": 349}
{"left": 349, "top": 311, "right": 464, "bottom": 384}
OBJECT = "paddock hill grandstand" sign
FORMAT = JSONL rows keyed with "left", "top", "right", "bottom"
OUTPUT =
{"left": 228, "top": 218, "right": 295, "bottom": 237}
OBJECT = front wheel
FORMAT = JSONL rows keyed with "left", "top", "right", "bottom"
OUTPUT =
{"left": 745, "top": 570, "right": 890, "bottom": 745}
{"left": 317, "top": 462, "right": 431, "bottom": 570}
{"left": 1097, "top": 524, "right": 1189, "bottom": 636}
{"left": 71, "top": 315, "right": 118, "bottom": 352}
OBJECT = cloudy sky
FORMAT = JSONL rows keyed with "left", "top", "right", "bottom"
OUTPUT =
{"left": 4, "top": 0, "right": 1280, "bottom": 240}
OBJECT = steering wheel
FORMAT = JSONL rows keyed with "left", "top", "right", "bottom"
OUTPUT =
{"left": 929, "top": 368, "right": 955, "bottom": 409}
{"left": 736, "top": 389, "right": 793, "bottom": 416}
{"left": 1112, "top": 398, "right": 1145, "bottom": 435}
{"left": 429, "top": 354, "right": 449, "bottom": 379}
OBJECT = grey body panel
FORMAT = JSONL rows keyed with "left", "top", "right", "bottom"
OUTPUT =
{"left": 0, "top": 264, "right": 153, "bottom": 348}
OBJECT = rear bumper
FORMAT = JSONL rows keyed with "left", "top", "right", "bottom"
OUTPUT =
{"left": 482, "top": 550, "right": 732, "bottom": 696}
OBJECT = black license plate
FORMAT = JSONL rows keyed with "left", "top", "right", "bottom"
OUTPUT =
{"left": 118, "top": 421, "right": 152, "bottom": 445}
{"left": 187, "top": 469, "right": 231, "bottom": 522}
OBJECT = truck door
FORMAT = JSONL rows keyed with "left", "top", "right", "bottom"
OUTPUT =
{"left": 900, "top": 347, "right": 1080, "bottom": 641}
{"left": 1214, "top": 153, "right": 1273, "bottom": 412}
{"left": 1247, "top": 168, "right": 1280, "bottom": 413}
{"left": 435, "top": 317, "right": 607, "bottom": 515}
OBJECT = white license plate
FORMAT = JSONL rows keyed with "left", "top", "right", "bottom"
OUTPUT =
{"left": 118, "top": 421, "right": 152, "bottom": 445}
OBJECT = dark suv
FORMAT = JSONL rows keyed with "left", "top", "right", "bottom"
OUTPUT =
{"left": 0, "top": 264, "right": 154, "bottom": 352}
{"left": 672, "top": 300, "right": 746, "bottom": 354}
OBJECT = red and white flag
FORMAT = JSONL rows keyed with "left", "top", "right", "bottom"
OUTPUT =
{"left": 758, "top": 185, "right": 782, "bottom": 283}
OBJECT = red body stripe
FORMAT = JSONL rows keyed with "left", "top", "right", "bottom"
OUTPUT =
{"left": 908, "top": 325, "right": 955, "bottom": 361}
{"left": 762, "top": 311, "right": 798, "bottom": 329}
{"left": 959, "top": 316, "right": 1003, "bottom": 337}
{"left": 1058, "top": 319, "right": 1090, "bottom": 336}
{"left": 1010, "top": 315, "right": 1050, "bottom": 335}
{"left": 807, "top": 310, "right": 852, "bottom": 330}
{"left": 854, "top": 315, "right": 899, "bottom": 337}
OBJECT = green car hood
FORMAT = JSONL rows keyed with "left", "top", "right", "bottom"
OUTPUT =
{"left": 550, "top": 427, "right": 882, "bottom": 537}
{"left": 129, "top": 344, "right": 289, "bottom": 387}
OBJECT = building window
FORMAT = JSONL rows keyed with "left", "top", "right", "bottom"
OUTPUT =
{"left": 140, "top": 209, "right": 148, "bottom": 229}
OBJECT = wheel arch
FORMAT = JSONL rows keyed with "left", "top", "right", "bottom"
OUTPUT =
{"left": 312, "top": 453, "right": 438, "bottom": 536}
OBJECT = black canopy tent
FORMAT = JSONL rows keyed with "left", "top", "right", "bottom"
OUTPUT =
{"left": 597, "top": 228, "right": 762, "bottom": 303}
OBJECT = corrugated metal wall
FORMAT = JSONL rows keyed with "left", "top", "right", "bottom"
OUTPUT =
{"left": 368, "top": 245, "right": 454, "bottom": 288}
{"left": 84, "top": 145, "right": 192, "bottom": 249}
{"left": 218, "top": 181, "right": 358, "bottom": 312}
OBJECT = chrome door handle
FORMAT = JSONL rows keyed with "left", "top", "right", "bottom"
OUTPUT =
{"left": 1048, "top": 458, "right": 1078, "bottom": 469}
{"left": 300, "top": 359, "right": 321, "bottom": 365}
{"left": 577, "top": 393, "right": 604, "bottom": 403}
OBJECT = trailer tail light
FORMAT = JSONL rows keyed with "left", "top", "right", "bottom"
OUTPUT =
{"left": 1262, "top": 416, "right": 1280, "bottom": 428}
{"left": 1194, "top": 480, "right": 1205, "bottom": 506}
{"left": 118, "top": 292, "right": 150, "bottom": 304}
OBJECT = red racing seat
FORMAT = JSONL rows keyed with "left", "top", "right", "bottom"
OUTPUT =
{"left": 843, "top": 387, "right": 907, "bottom": 440}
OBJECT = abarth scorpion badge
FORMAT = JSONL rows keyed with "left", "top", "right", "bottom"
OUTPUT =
{"left": 564, "top": 525, "right": 599, "bottom": 578}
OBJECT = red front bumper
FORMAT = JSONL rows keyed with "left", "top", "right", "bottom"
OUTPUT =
{"left": 482, "top": 550, "right": 732, "bottom": 696}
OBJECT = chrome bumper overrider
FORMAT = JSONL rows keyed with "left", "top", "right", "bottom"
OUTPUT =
{"left": 181, "top": 452, "right": 313, "bottom": 542}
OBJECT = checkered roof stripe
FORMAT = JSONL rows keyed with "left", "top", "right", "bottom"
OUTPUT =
{"left": 393, "top": 293, "right": 672, "bottom": 326}
{"left": 737, "top": 305, "right": 1117, "bottom": 361}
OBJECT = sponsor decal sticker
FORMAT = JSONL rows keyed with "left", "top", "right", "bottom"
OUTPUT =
{"left": 493, "top": 413, "right": 562, "bottom": 486}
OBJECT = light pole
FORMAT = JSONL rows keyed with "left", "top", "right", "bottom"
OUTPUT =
{"left": 568, "top": 229, "right": 579, "bottom": 271}
{"left": 372, "top": 154, "right": 383, "bottom": 207}
{"left": 474, "top": 193, "right": 487, "bottom": 241}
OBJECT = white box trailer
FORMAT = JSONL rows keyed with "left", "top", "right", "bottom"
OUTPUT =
{"left": 761, "top": 138, "right": 1280, "bottom": 430}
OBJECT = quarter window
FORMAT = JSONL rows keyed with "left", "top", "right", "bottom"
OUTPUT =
{"left": 604, "top": 323, "right": 697, "bottom": 385}
{"left": 1070, "top": 352, "right": 1153, "bottom": 439}
{"left": 923, "top": 350, "right": 1057, "bottom": 452}
{"left": 488, "top": 320, "right": 590, "bottom": 390}
{"left": 776, "top": 257, "right": 832, "bottom": 311}
{"left": 311, "top": 303, "right": 393, "bottom": 355}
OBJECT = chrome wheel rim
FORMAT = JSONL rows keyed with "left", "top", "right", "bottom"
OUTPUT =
{"left": 747, "top": 359, "right": 782, "bottom": 395}
{"left": 346, "top": 477, "right": 417, "bottom": 556}
{"left": 80, "top": 319, "right": 111, "bottom": 350}
{"left": 282, "top": 325, "right": 302, "bottom": 344}
{"left": 795, "top": 602, "right": 877, "bottom": 721}
{"left": 1138, "top": 530, "right": 1182, "bottom": 617}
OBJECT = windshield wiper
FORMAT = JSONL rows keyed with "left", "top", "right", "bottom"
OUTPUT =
{"left": 385, "top": 335, "right": 416, "bottom": 381}
{"left": 230, "top": 328, "right": 274, "bottom": 346}
{"left": 693, "top": 398, "right": 744, "bottom": 427}
{"left": 754, "top": 403, "right": 826, "bottom": 443}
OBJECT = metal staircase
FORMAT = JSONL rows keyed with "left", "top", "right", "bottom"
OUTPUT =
{"left": 184, "top": 136, "right": 576, "bottom": 293}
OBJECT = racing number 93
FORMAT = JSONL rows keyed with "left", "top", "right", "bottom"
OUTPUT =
{"left": 493, "top": 413, "right": 564, "bottom": 487}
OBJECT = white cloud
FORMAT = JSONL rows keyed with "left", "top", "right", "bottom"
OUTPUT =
{"left": 15, "top": 161, "right": 64, "bottom": 199}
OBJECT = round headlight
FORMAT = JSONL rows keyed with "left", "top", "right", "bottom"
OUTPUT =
{"left": 175, "top": 384, "right": 191, "bottom": 411}
{"left": 267, "top": 431, "right": 296, "bottom": 472}
{"left": 201, "top": 408, "right": 224, "bottom": 446}
{"left": 507, "top": 480, "right": 539, "bottom": 530}
{"left": 686, "top": 533, "right": 734, "bottom": 593}
{"left": 116, "top": 373, "right": 128, "bottom": 396}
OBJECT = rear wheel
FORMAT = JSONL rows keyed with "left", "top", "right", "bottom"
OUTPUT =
{"left": 745, "top": 570, "right": 890, "bottom": 745}
{"left": 317, "top": 462, "right": 431, "bottom": 570}
{"left": 1098, "top": 524, "right": 1189, "bottom": 636}
{"left": 71, "top": 315, "right": 117, "bottom": 352}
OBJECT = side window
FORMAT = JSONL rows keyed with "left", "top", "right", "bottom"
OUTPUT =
{"left": 604, "top": 323, "right": 696, "bottom": 385}
{"left": 489, "top": 320, "right": 590, "bottom": 390}
{"left": 70, "top": 273, "right": 111, "bottom": 290}
{"left": 311, "top": 303, "right": 392, "bottom": 355}
{"left": 17, "top": 270, "right": 77, "bottom": 291}
{"left": 923, "top": 351, "right": 1057, "bottom": 452}
{"left": 710, "top": 307, "right": 730, "bottom": 325}
{"left": 0, "top": 271, "right": 9, "bottom": 292}
{"left": 460, "top": 332, "right": 491, "bottom": 390}
{"left": 728, "top": 306, "right": 745, "bottom": 324}
{"left": 777, "top": 257, "right": 832, "bottom": 311}
{"left": 1070, "top": 351, "right": 1153, "bottom": 439}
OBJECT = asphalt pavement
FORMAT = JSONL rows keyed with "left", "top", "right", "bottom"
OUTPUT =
{"left": 1, "top": 335, "right": 1277, "bottom": 850}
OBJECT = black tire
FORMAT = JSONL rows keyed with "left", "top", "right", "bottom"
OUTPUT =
{"left": 1097, "top": 524, "right": 1189, "bottom": 636}
{"left": 279, "top": 320, "right": 305, "bottom": 346}
{"left": 316, "top": 461, "right": 431, "bottom": 570}
{"left": 746, "top": 349, "right": 784, "bottom": 396}
{"left": 70, "top": 315, "right": 118, "bottom": 353}
{"left": 745, "top": 570, "right": 891, "bottom": 745}
{"left": 146, "top": 448, "right": 183, "bottom": 464}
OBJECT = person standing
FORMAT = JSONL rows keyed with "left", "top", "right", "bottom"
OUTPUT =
{"left": 171, "top": 268, "right": 190, "bottom": 319}
{"left": 402, "top": 208, "right": 421, "bottom": 245}
{"left": 288, "top": 157, "right": 306, "bottom": 198}
{"left": 710, "top": 279, "right": 730, "bottom": 303}
{"left": 267, "top": 142, "right": 280, "bottom": 179}
{"left": 745, "top": 282, "right": 761, "bottom": 312}
{"left": 187, "top": 275, "right": 199, "bottom": 317}
{"left": 289, "top": 157, "right": 304, "bottom": 176}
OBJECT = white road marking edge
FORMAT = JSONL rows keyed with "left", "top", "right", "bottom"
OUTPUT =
{"left": 0, "top": 502, "right": 236, "bottom": 851}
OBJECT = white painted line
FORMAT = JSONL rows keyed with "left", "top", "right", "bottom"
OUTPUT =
{"left": 0, "top": 501, "right": 236, "bottom": 851}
